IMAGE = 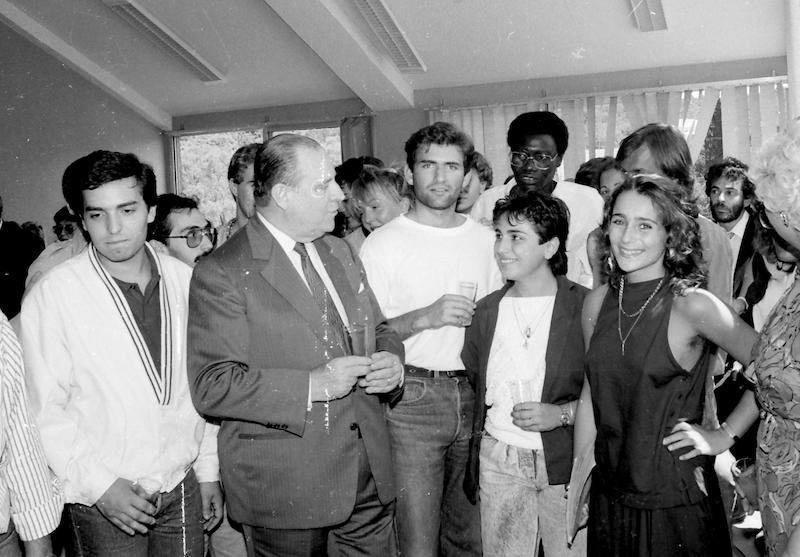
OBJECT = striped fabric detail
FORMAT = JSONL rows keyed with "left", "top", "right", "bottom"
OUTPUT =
{"left": 0, "top": 315, "right": 62, "bottom": 539}
{"left": 87, "top": 244, "right": 174, "bottom": 405}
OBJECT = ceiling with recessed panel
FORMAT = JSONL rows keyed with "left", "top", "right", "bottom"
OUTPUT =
{"left": 0, "top": 0, "right": 786, "bottom": 130}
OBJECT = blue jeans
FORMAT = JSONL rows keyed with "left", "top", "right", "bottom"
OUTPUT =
{"left": 480, "top": 434, "right": 586, "bottom": 557}
{"left": 0, "top": 522, "right": 21, "bottom": 557}
{"left": 66, "top": 470, "right": 204, "bottom": 556}
{"left": 386, "top": 375, "right": 481, "bottom": 557}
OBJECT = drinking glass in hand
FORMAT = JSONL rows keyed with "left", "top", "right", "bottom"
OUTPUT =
{"left": 349, "top": 323, "right": 373, "bottom": 358}
{"left": 457, "top": 281, "right": 478, "bottom": 327}
{"left": 458, "top": 281, "right": 478, "bottom": 302}
{"left": 731, "top": 457, "right": 758, "bottom": 519}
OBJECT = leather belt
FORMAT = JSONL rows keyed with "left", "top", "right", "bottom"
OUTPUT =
{"left": 404, "top": 364, "right": 468, "bottom": 379}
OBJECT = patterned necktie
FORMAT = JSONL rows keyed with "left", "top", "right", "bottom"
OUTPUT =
{"left": 293, "top": 242, "right": 350, "bottom": 355}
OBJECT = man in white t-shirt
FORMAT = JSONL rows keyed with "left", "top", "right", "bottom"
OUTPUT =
{"left": 470, "top": 111, "right": 603, "bottom": 288}
{"left": 361, "top": 122, "right": 503, "bottom": 557}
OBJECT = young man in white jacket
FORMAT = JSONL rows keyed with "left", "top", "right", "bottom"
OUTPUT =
{"left": 21, "top": 150, "right": 220, "bottom": 556}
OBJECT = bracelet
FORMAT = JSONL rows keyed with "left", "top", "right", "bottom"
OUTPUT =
{"left": 720, "top": 421, "right": 740, "bottom": 442}
{"left": 560, "top": 404, "right": 571, "bottom": 427}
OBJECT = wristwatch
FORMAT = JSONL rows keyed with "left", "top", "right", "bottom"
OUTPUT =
{"left": 560, "top": 405, "right": 570, "bottom": 427}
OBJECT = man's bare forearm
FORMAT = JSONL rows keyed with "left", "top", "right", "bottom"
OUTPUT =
{"left": 385, "top": 308, "right": 430, "bottom": 341}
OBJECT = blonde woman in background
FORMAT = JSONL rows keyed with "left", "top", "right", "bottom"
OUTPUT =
{"left": 665, "top": 121, "right": 800, "bottom": 557}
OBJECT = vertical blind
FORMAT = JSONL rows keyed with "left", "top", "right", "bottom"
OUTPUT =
{"left": 428, "top": 79, "right": 789, "bottom": 186}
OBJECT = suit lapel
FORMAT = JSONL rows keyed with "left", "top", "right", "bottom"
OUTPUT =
{"left": 733, "top": 214, "right": 755, "bottom": 295}
{"left": 247, "top": 218, "right": 328, "bottom": 341}
{"left": 542, "top": 277, "right": 576, "bottom": 400}
{"left": 740, "top": 217, "right": 755, "bottom": 266}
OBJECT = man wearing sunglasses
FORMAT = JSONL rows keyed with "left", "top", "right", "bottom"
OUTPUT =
{"left": 470, "top": 111, "right": 603, "bottom": 288}
{"left": 149, "top": 194, "right": 217, "bottom": 267}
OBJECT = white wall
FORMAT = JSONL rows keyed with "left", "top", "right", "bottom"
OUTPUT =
{"left": 0, "top": 25, "right": 166, "bottom": 242}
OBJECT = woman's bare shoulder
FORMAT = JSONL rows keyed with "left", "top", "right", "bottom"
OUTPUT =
{"left": 583, "top": 283, "right": 609, "bottom": 322}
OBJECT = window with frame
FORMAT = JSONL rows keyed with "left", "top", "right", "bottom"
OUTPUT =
{"left": 175, "top": 129, "right": 263, "bottom": 226}
{"left": 174, "top": 125, "right": 342, "bottom": 227}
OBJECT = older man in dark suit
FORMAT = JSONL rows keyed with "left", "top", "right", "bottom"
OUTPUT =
{"left": 188, "top": 134, "right": 404, "bottom": 557}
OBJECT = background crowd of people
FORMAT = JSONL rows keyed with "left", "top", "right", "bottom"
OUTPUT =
{"left": 0, "top": 110, "right": 799, "bottom": 557}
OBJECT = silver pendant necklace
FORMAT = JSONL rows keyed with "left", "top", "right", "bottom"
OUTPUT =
{"left": 617, "top": 276, "right": 664, "bottom": 356}
{"left": 512, "top": 297, "right": 549, "bottom": 349}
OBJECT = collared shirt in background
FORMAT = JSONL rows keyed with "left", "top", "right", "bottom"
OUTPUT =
{"left": 0, "top": 312, "right": 62, "bottom": 540}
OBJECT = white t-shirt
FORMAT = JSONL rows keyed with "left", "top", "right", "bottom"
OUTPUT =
{"left": 360, "top": 214, "right": 503, "bottom": 371}
{"left": 470, "top": 180, "right": 604, "bottom": 288}
{"left": 484, "top": 296, "right": 554, "bottom": 451}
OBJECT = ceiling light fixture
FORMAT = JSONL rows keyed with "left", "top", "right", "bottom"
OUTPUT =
{"left": 102, "top": 0, "right": 224, "bottom": 82}
{"left": 628, "top": 0, "right": 667, "bottom": 32}
{"left": 352, "top": 0, "right": 426, "bottom": 73}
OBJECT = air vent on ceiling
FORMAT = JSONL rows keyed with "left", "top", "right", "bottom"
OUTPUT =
{"left": 102, "top": 0, "right": 224, "bottom": 82}
{"left": 629, "top": 0, "right": 667, "bottom": 32}
{"left": 352, "top": 0, "right": 426, "bottom": 73}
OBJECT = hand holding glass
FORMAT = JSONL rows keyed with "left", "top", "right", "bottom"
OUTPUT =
{"left": 731, "top": 457, "right": 758, "bottom": 515}
{"left": 456, "top": 281, "right": 478, "bottom": 326}
{"left": 510, "top": 379, "right": 537, "bottom": 406}
{"left": 458, "top": 281, "right": 478, "bottom": 302}
{"left": 349, "top": 323, "right": 373, "bottom": 358}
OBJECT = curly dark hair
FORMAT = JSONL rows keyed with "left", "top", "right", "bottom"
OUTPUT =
{"left": 404, "top": 121, "right": 474, "bottom": 171}
{"left": 601, "top": 174, "right": 706, "bottom": 293}
{"left": 335, "top": 156, "right": 384, "bottom": 186}
{"left": 507, "top": 111, "right": 569, "bottom": 156}
{"left": 704, "top": 156, "right": 755, "bottom": 200}
{"left": 148, "top": 193, "right": 199, "bottom": 242}
{"left": 492, "top": 190, "right": 570, "bottom": 276}
{"left": 62, "top": 150, "right": 157, "bottom": 215}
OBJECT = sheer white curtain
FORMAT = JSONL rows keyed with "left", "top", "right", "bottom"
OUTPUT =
{"left": 717, "top": 81, "right": 790, "bottom": 165}
{"left": 426, "top": 79, "right": 789, "bottom": 181}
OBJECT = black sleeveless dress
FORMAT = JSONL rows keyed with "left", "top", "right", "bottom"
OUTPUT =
{"left": 585, "top": 277, "right": 730, "bottom": 557}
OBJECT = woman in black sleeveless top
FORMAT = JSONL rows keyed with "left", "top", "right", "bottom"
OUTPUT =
{"left": 573, "top": 175, "right": 757, "bottom": 556}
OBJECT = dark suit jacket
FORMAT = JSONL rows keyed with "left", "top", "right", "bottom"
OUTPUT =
{"left": 462, "top": 276, "right": 587, "bottom": 503}
{"left": 187, "top": 217, "right": 403, "bottom": 529}
{"left": 732, "top": 212, "right": 756, "bottom": 300}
